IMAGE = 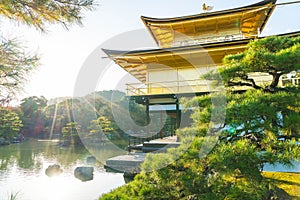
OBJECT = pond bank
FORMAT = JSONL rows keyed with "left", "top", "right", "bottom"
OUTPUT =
{"left": 0, "top": 133, "right": 24, "bottom": 146}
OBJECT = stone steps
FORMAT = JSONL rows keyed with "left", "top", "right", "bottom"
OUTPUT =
{"left": 105, "top": 136, "right": 179, "bottom": 173}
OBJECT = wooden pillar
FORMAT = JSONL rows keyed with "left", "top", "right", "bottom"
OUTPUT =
{"left": 160, "top": 110, "right": 163, "bottom": 138}
{"left": 176, "top": 99, "right": 180, "bottom": 129}
{"left": 146, "top": 98, "right": 150, "bottom": 136}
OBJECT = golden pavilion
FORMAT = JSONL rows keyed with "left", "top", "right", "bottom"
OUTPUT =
{"left": 103, "top": 0, "right": 299, "bottom": 145}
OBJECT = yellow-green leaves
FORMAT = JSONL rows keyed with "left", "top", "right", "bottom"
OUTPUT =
{"left": 0, "top": 0, "right": 95, "bottom": 31}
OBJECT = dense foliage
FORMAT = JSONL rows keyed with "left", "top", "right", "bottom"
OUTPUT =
{"left": 0, "top": 107, "right": 22, "bottom": 141}
{"left": 100, "top": 35, "right": 300, "bottom": 199}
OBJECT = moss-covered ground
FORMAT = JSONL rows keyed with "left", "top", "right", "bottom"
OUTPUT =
{"left": 262, "top": 172, "right": 300, "bottom": 200}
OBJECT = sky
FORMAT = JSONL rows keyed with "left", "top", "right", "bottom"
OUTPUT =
{"left": 3, "top": 0, "right": 300, "bottom": 101}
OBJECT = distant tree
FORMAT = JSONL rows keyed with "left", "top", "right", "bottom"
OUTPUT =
{"left": 0, "top": 0, "right": 95, "bottom": 103}
{"left": 87, "top": 116, "right": 114, "bottom": 143}
{"left": 89, "top": 116, "right": 115, "bottom": 137}
{"left": 41, "top": 99, "right": 73, "bottom": 138}
{"left": 20, "top": 96, "right": 47, "bottom": 114}
{"left": 62, "top": 121, "right": 81, "bottom": 145}
{"left": 20, "top": 96, "right": 47, "bottom": 137}
{"left": 0, "top": 107, "right": 23, "bottom": 140}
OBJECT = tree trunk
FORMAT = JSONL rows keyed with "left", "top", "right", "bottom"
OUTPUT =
{"left": 265, "top": 72, "right": 282, "bottom": 92}
{"left": 270, "top": 73, "right": 281, "bottom": 88}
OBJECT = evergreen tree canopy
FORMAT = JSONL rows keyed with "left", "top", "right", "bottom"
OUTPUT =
{"left": 220, "top": 35, "right": 300, "bottom": 91}
{"left": 0, "top": 38, "right": 39, "bottom": 104}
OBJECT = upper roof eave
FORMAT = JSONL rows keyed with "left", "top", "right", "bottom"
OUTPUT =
{"left": 141, "top": 0, "right": 276, "bottom": 24}
{"left": 141, "top": 0, "right": 277, "bottom": 47}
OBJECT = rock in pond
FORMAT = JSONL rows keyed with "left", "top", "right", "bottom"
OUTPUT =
{"left": 74, "top": 166, "right": 94, "bottom": 182}
{"left": 45, "top": 164, "right": 63, "bottom": 177}
{"left": 86, "top": 156, "right": 96, "bottom": 164}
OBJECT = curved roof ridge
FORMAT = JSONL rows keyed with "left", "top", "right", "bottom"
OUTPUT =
{"left": 141, "top": 0, "right": 276, "bottom": 23}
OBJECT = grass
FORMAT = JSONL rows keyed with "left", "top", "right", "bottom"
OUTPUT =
{"left": 0, "top": 192, "right": 20, "bottom": 200}
{"left": 262, "top": 172, "right": 300, "bottom": 200}
{"left": 8, "top": 193, "right": 18, "bottom": 200}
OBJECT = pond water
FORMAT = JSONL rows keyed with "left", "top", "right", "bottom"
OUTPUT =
{"left": 0, "top": 140, "right": 126, "bottom": 200}
{"left": 263, "top": 160, "right": 300, "bottom": 172}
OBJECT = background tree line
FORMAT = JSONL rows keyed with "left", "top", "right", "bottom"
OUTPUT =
{"left": 0, "top": 0, "right": 96, "bottom": 144}
{"left": 0, "top": 90, "right": 150, "bottom": 147}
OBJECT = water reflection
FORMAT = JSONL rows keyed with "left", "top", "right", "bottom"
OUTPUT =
{"left": 0, "top": 139, "right": 125, "bottom": 200}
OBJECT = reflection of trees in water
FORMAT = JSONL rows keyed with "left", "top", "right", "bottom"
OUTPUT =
{"left": 0, "top": 147, "right": 15, "bottom": 170}
{"left": 0, "top": 140, "right": 92, "bottom": 172}
{"left": 17, "top": 146, "right": 42, "bottom": 170}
